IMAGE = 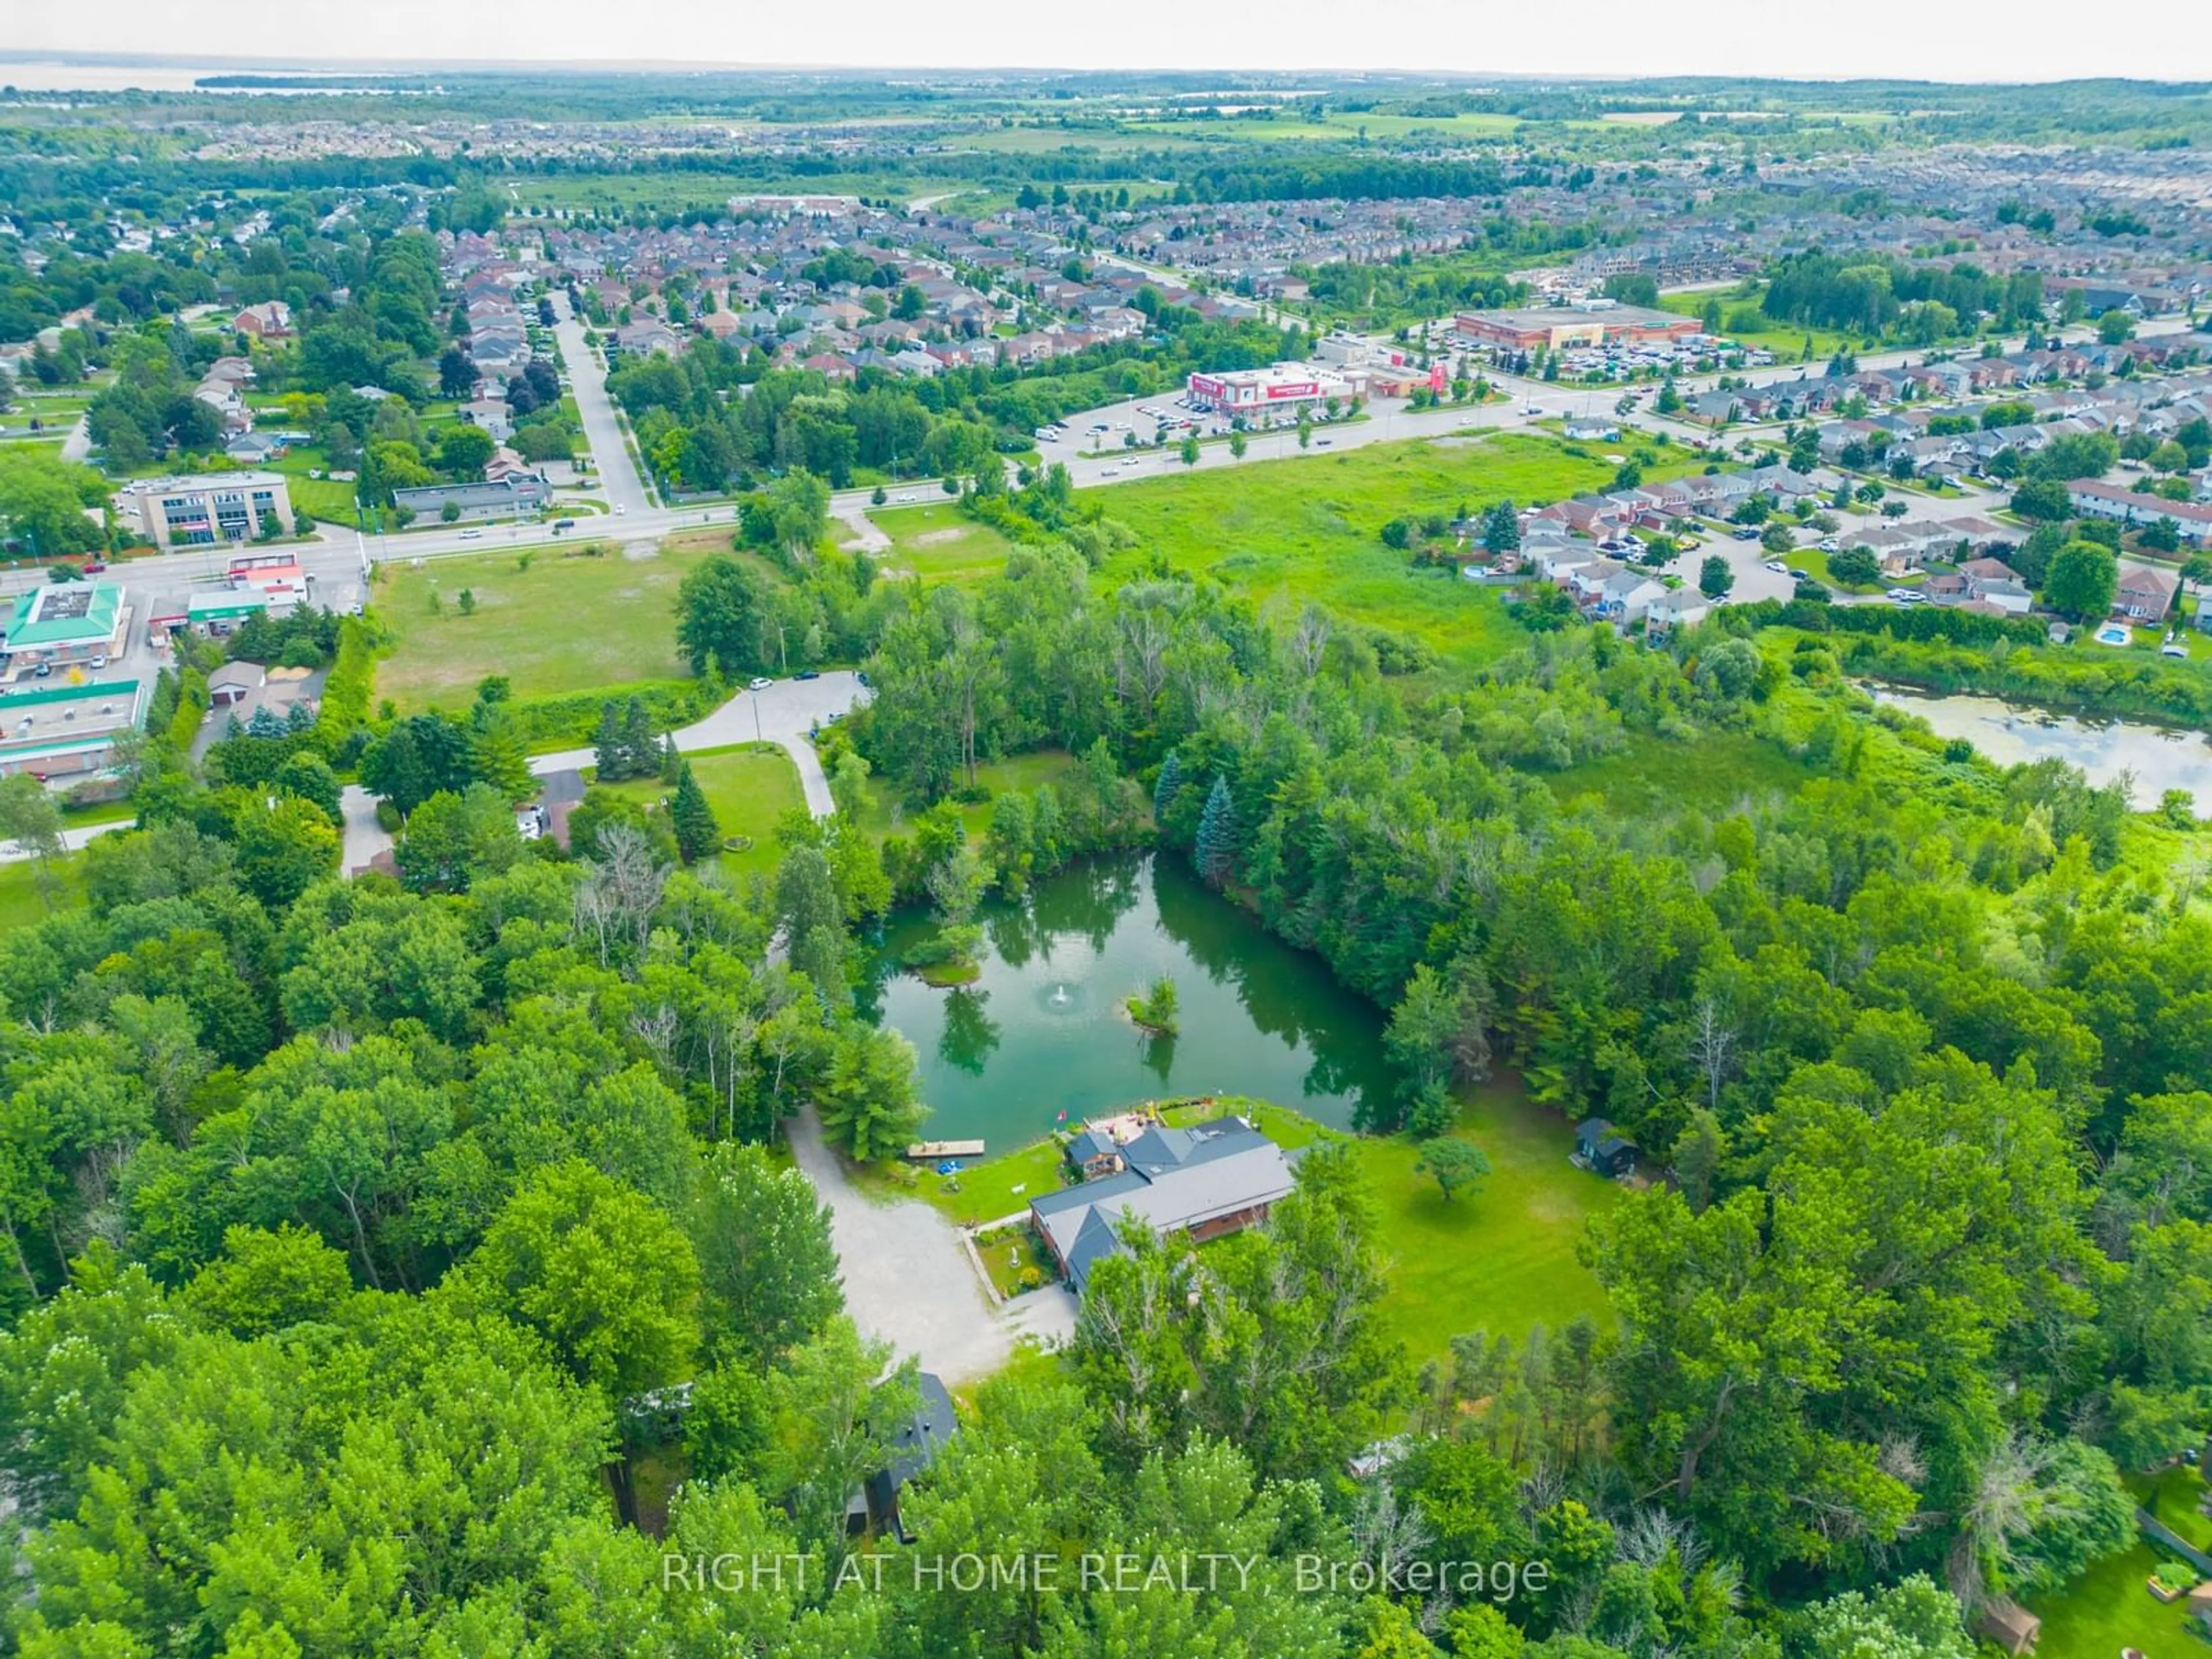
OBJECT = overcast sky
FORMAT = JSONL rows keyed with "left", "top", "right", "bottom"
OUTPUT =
{"left": 10, "top": 0, "right": 2212, "bottom": 83}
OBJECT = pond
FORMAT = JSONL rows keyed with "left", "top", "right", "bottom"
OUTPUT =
{"left": 860, "top": 853, "right": 1395, "bottom": 1149}
{"left": 1870, "top": 685, "right": 2212, "bottom": 812}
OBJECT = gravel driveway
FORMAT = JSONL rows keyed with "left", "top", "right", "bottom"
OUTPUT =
{"left": 787, "top": 1106, "right": 1075, "bottom": 1381}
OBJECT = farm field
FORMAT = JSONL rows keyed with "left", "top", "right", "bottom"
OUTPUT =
{"left": 1098, "top": 431, "right": 1699, "bottom": 683}
{"left": 373, "top": 539, "right": 716, "bottom": 710}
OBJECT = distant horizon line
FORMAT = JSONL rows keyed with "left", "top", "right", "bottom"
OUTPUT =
{"left": 2, "top": 50, "right": 2204, "bottom": 89}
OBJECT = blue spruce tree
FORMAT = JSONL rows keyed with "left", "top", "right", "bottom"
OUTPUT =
{"left": 1153, "top": 750, "right": 1183, "bottom": 824}
{"left": 1195, "top": 775, "right": 1236, "bottom": 888}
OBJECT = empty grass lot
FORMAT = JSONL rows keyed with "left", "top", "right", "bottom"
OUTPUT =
{"left": 866, "top": 502, "right": 1017, "bottom": 582}
{"left": 374, "top": 540, "right": 722, "bottom": 710}
{"left": 1098, "top": 431, "right": 1699, "bottom": 684}
{"left": 1546, "top": 730, "right": 1815, "bottom": 817}
{"left": 589, "top": 743, "right": 805, "bottom": 884}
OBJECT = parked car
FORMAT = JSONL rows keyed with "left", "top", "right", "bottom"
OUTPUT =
{"left": 795, "top": 668, "right": 820, "bottom": 680}
{"left": 81, "top": 560, "right": 107, "bottom": 575}
{"left": 1763, "top": 560, "right": 1790, "bottom": 575}
{"left": 1887, "top": 588, "right": 1926, "bottom": 604}
{"left": 32, "top": 662, "right": 50, "bottom": 678}
{"left": 747, "top": 676, "right": 774, "bottom": 691}
{"left": 89, "top": 654, "right": 107, "bottom": 669}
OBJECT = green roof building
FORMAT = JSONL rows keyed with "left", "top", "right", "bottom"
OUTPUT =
{"left": 6, "top": 582, "right": 123, "bottom": 655}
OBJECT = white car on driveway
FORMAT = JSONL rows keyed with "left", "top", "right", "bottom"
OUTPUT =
{"left": 748, "top": 676, "right": 774, "bottom": 691}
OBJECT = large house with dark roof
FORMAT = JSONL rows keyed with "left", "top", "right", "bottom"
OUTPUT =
{"left": 1031, "top": 1119, "right": 1295, "bottom": 1293}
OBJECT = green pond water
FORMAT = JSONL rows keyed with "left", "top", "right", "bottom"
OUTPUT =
{"left": 860, "top": 854, "right": 1393, "bottom": 1149}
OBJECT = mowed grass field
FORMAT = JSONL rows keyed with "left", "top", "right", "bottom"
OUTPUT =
{"left": 1351, "top": 1080, "right": 1619, "bottom": 1365}
{"left": 590, "top": 742, "right": 805, "bottom": 884}
{"left": 865, "top": 502, "right": 1017, "bottom": 582}
{"left": 374, "top": 540, "right": 719, "bottom": 710}
{"left": 1098, "top": 432, "right": 1698, "bottom": 683}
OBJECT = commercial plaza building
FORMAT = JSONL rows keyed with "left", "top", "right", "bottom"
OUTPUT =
{"left": 113, "top": 472, "right": 295, "bottom": 550}
{"left": 1185, "top": 363, "right": 1360, "bottom": 421}
{"left": 4, "top": 582, "right": 128, "bottom": 674}
{"left": 1452, "top": 302, "right": 1702, "bottom": 353}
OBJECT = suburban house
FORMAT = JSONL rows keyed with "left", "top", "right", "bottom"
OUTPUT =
{"left": 1030, "top": 1118, "right": 1296, "bottom": 1293}
{"left": 1574, "top": 1118, "right": 1639, "bottom": 1179}
{"left": 2114, "top": 565, "right": 2180, "bottom": 623}
{"left": 2067, "top": 481, "right": 2212, "bottom": 544}
{"left": 846, "top": 1372, "right": 956, "bottom": 1543}
{"left": 232, "top": 301, "right": 293, "bottom": 340}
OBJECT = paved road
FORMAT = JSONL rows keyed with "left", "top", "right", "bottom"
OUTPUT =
{"left": 550, "top": 294, "right": 651, "bottom": 517}
{"left": 787, "top": 1103, "right": 1075, "bottom": 1382}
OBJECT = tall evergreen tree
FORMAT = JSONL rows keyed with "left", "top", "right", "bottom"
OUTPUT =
{"left": 619, "top": 696, "right": 658, "bottom": 782}
{"left": 591, "top": 700, "right": 627, "bottom": 780}
{"left": 1195, "top": 775, "right": 1236, "bottom": 887}
{"left": 669, "top": 763, "right": 721, "bottom": 865}
{"left": 1482, "top": 499, "right": 1521, "bottom": 555}
{"left": 1152, "top": 750, "right": 1183, "bottom": 823}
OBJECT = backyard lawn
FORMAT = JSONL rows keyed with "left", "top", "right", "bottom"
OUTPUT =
{"left": 2027, "top": 1539, "right": 2195, "bottom": 1659}
{"left": 2130, "top": 1464, "right": 2212, "bottom": 1553}
{"left": 882, "top": 1075, "right": 1613, "bottom": 1366}
{"left": 1097, "top": 432, "right": 1697, "bottom": 684}
{"left": 590, "top": 742, "right": 804, "bottom": 884}
{"left": 374, "top": 539, "right": 718, "bottom": 709}
{"left": 1349, "top": 1079, "right": 1619, "bottom": 1364}
{"left": 865, "top": 501, "right": 1017, "bottom": 582}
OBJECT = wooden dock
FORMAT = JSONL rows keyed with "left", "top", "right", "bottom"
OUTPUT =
{"left": 906, "top": 1139, "right": 986, "bottom": 1161}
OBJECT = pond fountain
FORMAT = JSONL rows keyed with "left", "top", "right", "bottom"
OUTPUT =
{"left": 865, "top": 854, "right": 1393, "bottom": 1148}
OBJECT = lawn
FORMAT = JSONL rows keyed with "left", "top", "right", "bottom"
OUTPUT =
{"left": 1097, "top": 432, "right": 1696, "bottom": 684}
{"left": 1348, "top": 1078, "right": 1619, "bottom": 1366}
{"left": 853, "top": 748, "right": 1080, "bottom": 846}
{"left": 2130, "top": 1464, "right": 2212, "bottom": 1554}
{"left": 865, "top": 502, "right": 1016, "bottom": 583}
{"left": 1546, "top": 729, "right": 1814, "bottom": 818}
{"left": 0, "top": 857, "right": 83, "bottom": 935}
{"left": 2027, "top": 1539, "right": 2198, "bottom": 1659}
{"left": 374, "top": 539, "right": 719, "bottom": 710}
{"left": 590, "top": 743, "right": 804, "bottom": 884}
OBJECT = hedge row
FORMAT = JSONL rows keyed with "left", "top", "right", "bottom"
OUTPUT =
{"left": 313, "top": 615, "right": 381, "bottom": 753}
